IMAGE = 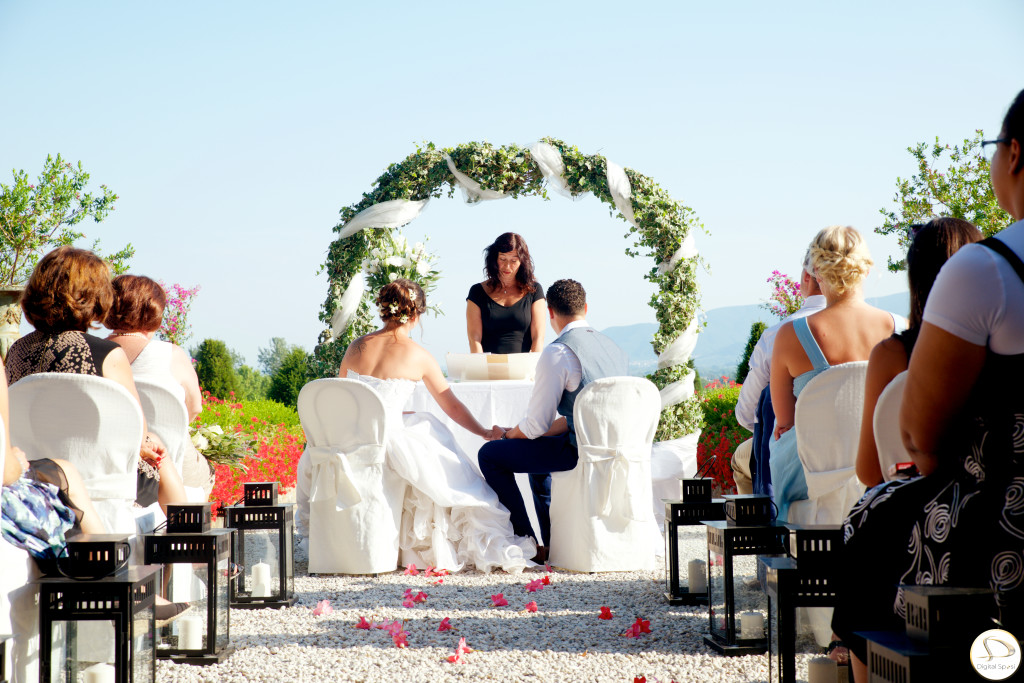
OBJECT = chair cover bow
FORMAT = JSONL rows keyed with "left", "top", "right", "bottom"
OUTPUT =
{"left": 306, "top": 443, "right": 386, "bottom": 511}
{"left": 578, "top": 444, "right": 650, "bottom": 524}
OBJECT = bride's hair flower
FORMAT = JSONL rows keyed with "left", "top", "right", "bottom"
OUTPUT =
{"left": 400, "top": 314, "right": 409, "bottom": 324}
{"left": 390, "top": 303, "right": 398, "bottom": 313}
{"left": 408, "top": 287, "right": 417, "bottom": 302}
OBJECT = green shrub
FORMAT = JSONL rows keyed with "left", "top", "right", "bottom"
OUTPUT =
{"left": 736, "top": 321, "right": 767, "bottom": 384}
{"left": 268, "top": 347, "right": 311, "bottom": 407}
{"left": 241, "top": 399, "right": 301, "bottom": 431}
{"left": 193, "top": 339, "right": 240, "bottom": 400}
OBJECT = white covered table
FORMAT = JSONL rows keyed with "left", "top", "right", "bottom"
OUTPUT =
{"left": 404, "top": 380, "right": 541, "bottom": 536}
{"left": 404, "top": 380, "right": 534, "bottom": 471}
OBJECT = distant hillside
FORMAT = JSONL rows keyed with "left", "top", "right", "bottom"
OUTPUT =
{"left": 602, "top": 291, "right": 909, "bottom": 382}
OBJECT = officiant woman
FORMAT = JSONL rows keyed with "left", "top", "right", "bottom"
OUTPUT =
{"left": 466, "top": 232, "right": 547, "bottom": 354}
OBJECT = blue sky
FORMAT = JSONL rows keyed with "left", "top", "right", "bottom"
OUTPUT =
{"left": 1, "top": 1, "right": 1020, "bottom": 368}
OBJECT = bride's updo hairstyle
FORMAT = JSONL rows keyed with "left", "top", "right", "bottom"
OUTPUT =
{"left": 376, "top": 278, "right": 426, "bottom": 326}
{"left": 808, "top": 225, "right": 873, "bottom": 295}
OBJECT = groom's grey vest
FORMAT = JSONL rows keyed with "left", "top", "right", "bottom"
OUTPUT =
{"left": 555, "top": 327, "right": 630, "bottom": 447}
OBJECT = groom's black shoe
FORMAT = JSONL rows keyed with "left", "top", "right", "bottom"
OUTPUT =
{"left": 532, "top": 545, "right": 549, "bottom": 564}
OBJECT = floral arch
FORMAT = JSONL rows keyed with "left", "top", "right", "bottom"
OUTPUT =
{"left": 313, "top": 139, "right": 704, "bottom": 441}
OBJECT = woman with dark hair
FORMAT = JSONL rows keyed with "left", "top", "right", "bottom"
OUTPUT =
{"left": 301, "top": 278, "right": 537, "bottom": 572}
{"left": 832, "top": 89, "right": 1024, "bottom": 683}
{"left": 466, "top": 232, "right": 546, "bottom": 353}
{"left": 105, "top": 274, "right": 211, "bottom": 498}
{"left": 853, "top": 218, "right": 982, "bottom": 488}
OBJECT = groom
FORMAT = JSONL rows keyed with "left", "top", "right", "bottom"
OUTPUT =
{"left": 478, "top": 278, "right": 629, "bottom": 558}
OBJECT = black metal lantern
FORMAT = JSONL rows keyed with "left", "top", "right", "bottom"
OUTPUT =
{"left": 37, "top": 534, "right": 159, "bottom": 683}
{"left": 703, "top": 494, "right": 788, "bottom": 656}
{"left": 0, "top": 633, "right": 10, "bottom": 683}
{"left": 762, "top": 525, "right": 844, "bottom": 683}
{"left": 862, "top": 586, "right": 995, "bottom": 682}
{"left": 143, "top": 503, "right": 234, "bottom": 665}
{"left": 224, "top": 482, "right": 295, "bottom": 609}
{"left": 664, "top": 477, "right": 725, "bottom": 605}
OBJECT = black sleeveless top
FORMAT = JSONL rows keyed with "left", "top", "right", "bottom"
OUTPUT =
{"left": 5, "top": 331, "right": 118, "bottom": 384}
{"left": 467, "top": 282, "right": 545, "bottom": 354}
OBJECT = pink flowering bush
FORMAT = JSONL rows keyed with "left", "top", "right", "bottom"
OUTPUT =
{"left": 158, "top": 281, "right": 200, "bottom": 347}
{"left": 764, "top": 270, "right": 801, "bottom": 319}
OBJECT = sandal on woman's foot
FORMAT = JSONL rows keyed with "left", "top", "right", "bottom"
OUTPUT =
{"left": 826, "top": 639, "right": 850, "bottom": 665}
{"left": 222, "top": 562, "right": 243, "bottom": 579}
{"left": 155, "top": 601, "right": 192, "bottom": 627}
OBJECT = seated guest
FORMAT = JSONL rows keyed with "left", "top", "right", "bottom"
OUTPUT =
{"left": 478, "top": 279, "right": 628, "bottom": 560}
{"left": 734, "top": 245, "right": 825, "bottom": 498}
{"left": 854, "top": 218, "right": 981, "bottom": 488}
{"left": 769, "top": 226, "right": 903, "bottom": 523}
{"left": 834, "top": 89, "right": 1024, "bottom": 683}
{"left": 4, "top": 247, "right": 187, "bottom": 515}
{"left": 317, "top": 279, "right": 534, "bottom": 571}
{"left": 105, "top": 274, "right": 213, "bottom": 498}
{"left": 2, "top": 355, "right": 107, "bottom": 559}
{"left": 466, "top": 232, "right": 546, "bottom": 353}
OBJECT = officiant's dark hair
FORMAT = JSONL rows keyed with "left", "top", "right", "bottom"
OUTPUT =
{"left": 483, "top": 232, "right": 538, "bottom": 294}
{"left": 546, "top": 279, "right": 586, "bottom": 316}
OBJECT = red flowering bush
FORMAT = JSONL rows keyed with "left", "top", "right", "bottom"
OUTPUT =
{"left": 764, "top": 270, "right": 802, "bottom": 319}
{"left": 193, "top": 391, "right": 305, "bottom": 516}
{"left": 696, "top": 378, "right": 750, "bottom": 496}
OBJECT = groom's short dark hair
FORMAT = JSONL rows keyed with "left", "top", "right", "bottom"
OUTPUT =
{"left": 547, "top": 279, "right": 586, "bottom": 316}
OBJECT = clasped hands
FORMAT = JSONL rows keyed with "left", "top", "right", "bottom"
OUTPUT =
{"left": 140, "top": 432, "right": 167, "bottom": 467}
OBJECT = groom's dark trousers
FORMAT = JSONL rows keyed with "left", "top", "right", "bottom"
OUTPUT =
{"left": 478, "top": 432, "right": 578, "bottom": 546}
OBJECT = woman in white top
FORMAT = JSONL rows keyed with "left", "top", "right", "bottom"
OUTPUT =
{"left": 335, "top": 279, "right": 536, "bottom": 572}
{"left": 106, "top": 275, "right": 210, "bottom": 496}
{"left": 833, "top": 89, "right": 1024, "bottom": 682}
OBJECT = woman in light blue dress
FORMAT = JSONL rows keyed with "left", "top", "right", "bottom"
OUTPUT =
{"left": 769, "top": 226, "right": 904, "bottom": 523}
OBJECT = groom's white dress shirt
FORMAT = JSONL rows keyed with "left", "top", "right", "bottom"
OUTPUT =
{"left": 735, "top": 295, "right": 827, "bottom": 431}
{"left": 516, "top": 319, "right": 588, "bottom": 439}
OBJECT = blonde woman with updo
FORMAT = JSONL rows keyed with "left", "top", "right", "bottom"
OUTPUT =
{"left": 768, "top": 226, "right": 905, "bottom": 524}
{"left": 335, "top": 279, "right": 537, "bottom": 572}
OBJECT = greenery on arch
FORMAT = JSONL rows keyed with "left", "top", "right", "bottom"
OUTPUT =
{"left": 313, "top": 138, "right": 706, "bottom": 440}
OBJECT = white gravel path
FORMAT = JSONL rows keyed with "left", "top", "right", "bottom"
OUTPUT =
{"left": 156, "top": 527, "right": 829, "bottom": 683}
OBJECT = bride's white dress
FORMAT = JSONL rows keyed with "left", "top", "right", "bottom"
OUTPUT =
{"left": 347, "top": 371, "right": 536, "bottom": 573}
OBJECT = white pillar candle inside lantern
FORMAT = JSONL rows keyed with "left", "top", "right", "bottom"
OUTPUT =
{"left": 83, "top": 662, "right": 115, "bottom": 683}
{"left": 251, "top": 560, "right": 272, "bottom": 596}
{"left": 740, "top": 611, "right": 764, "bottom": 639}
{"left": 178, "top": 615, "right": 204, "bottom": 650}
{"left": 687, "top": 559, "right": 708, "bottom": 593}
{"left": 808, "top": 656, "right": 838, "bottom": 683}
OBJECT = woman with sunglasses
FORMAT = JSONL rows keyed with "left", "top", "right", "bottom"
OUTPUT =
{"left": 833, "top": 88, "right": 1024, "bottom": 683}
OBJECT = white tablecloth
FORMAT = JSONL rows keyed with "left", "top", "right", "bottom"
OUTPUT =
{"left": 404, "top": 380, "right": 542, "bottom": 537}
{"left": 404, "top": 380, "right": 535, "bottom": 470}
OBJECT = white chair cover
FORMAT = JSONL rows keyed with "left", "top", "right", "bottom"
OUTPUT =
{"left": 788, "top": 362, "right": 869, "bottom": 527}
{"left": 873, "top": 371, "right": 910, "bottom": 483}
{"left": 8, "top": 373, "right": 143, "bottom": 536}
{"left": 789, "top": 362, "right": 869, "bottom": 649}
{"left": 549, "top": 377, "right": 662, "bottom": 572}
{"left": 296, "top": 379, "right": 406, "bottom": 574}
{"left": 134, "top": 379, "right": 188, "bottom": 476}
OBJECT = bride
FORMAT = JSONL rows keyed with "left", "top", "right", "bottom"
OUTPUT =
{"left": 335, "top": 278, "right": 537, "bottom": 572}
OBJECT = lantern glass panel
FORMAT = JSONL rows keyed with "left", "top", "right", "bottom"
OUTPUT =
{"left": 734, "top": 554, "right": 767, "bottom": 641}
{"left": 158, "top": 561, "right": 224, "bottom": 653}
{"left": 132, "top": 604, "right": 155, "bottom": 683}
{"left": 48, "top": 620, "right": 115, "bottom": 683}
{"left": 238, "top": 528, "right": 283, "bottom": 600}
{"left": 676, "top": 524, "right": 706, "bottom": 594}
{"left": 709, "top": 548, "right": 728, "bottom": 639}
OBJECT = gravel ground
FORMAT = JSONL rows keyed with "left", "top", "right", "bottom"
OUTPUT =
{"left": 156, "top": 527, "right": 830, "bottom": 683}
